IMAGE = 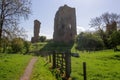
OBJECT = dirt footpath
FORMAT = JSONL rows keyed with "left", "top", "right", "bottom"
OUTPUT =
{"left": 20, "top": 57, "right": 38, "bottom": 80}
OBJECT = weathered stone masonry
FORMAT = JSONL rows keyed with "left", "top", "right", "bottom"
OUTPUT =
{"left": 31, "top": 20, "right": 41, "bottom": 43}
{"left": 53, "top": 5, "right": 77, "bottom": 43}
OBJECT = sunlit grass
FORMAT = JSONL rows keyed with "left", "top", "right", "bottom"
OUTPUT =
{"left": 30, "top": 42, "right": 120, "bottom": 80}
{"left": 31, "top": 56, "right": 56, "bottom": 80}
{"left": 1, "top": 42, "right": 117, "bottom": 80}
{"left": 0, "top": 53, "right": 32, "bottom": 80}
{"left": 71, "top": 50, "right": 120, "bottom": 80}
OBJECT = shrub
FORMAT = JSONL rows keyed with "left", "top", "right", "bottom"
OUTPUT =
{"left": 109, "top": 30, "right": 120, "bottom": 49}
{"left": 39, "top": 36, "right": 46, "bottom": 42}
{"left": 11, "top": 38, "right": 24, "bottom": 53}
{"left": 0, "top": 37, "right": 10, "bottom": 53}
{"left": 24, "top": 41, "right": 30, "bottom": 54}
{"left": 76, "top": 32, "right": 104, "bottom": 51}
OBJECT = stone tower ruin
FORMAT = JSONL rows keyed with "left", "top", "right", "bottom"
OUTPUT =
{"left": 31, "top": 20, "right": 41, "bottom": 43}
{"left": 53, "top": 5, "right": 77, "bottom": 43}
{"left": 106, "top": 21, "right": 117, "bottom": 34}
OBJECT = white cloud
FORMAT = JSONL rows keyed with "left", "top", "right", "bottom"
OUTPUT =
{"left": 89, "top": 27, "right": 96, "bottom": 31}
{"left": 26, "top": 31, "right": 33, "bottom": 41}
{"left": 40, "top": 33, "right": 53, "bottom": 39}
{"left": 77, "top": 26, "right": 96, "bottom": 34}
{"left": 77, "top": 26, "right": 85, "bottom": 34}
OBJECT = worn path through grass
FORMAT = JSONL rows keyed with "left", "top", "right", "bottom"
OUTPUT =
{"left": 20, "top": 57, "right": 38, "bottom": 80}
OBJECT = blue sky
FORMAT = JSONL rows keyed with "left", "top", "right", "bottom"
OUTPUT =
{"left": 20, "top": 0, "right": 120, "bottom": 40}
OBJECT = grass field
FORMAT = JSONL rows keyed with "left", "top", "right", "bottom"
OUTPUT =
{"left": 31, "top": 56, "right": 56, "bottom": 80}
{"left": 30, "top": 42, "right": 120, "bottom": 80}
{"left": 0, "top": 53, "right": 32, "bottom": 80}
{"left": 1, "top": 42, "right": 120, "bottom": 80}
{"left": 71, "top": 50, "right": 120, "bottom": 80}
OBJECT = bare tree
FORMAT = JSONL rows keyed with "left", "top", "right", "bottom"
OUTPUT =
{"left": 0, "top": 0, "right": 31, "bottom": 39}
{"left": 90, "top": 12, "right": 120, "bottom": 48}
{"left": 2, "top": 24, "right": 28, "bottom": 39}
{"left": 90, "top": 12, "right": 120, "bottom": 31}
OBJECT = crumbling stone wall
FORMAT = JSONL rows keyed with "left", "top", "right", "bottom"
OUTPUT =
{"left": 53, "top": 5, "right": 77, "bottom": 43}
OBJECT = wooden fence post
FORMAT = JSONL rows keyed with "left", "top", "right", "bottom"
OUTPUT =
{"left": 65, "top": 51, "right": 71, "bottom": 79}
{"left": 49, "top": 54, "right": 51, "bottom": 63}
{"left": 52, "top": 51, "right": 56, "bottom": 68}
{"left": 83, "top": 62, "right": 87, "bottom": 80}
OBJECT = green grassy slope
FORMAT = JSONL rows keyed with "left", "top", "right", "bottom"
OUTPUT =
{"left": 0, "top": 53, "right": 32, "bottom": 80}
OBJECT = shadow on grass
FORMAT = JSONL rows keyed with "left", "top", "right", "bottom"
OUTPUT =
{"left": 99, "top": 54, "right": 120, "bottom": 61}
{"left": 40, "top": 41, "right": 74, "bottom": 53}
{"left": 71, "top": 77, "right": 80, "bottom": 80}
{"left": 110, "top": 54, "right": 120, "bottom": 60}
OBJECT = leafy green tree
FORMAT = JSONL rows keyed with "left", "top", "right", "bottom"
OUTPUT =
{"left": 109, "top": 31, "right": 120, "bottom": 49}
{"left": 94, "top": 30, "right": 110, "bottom": 48}
{"left": 39, "top": 36, "right": 46, "bottom": 42}
{"left": 76, "top": 32, "right": 104, "bottom": 51}
{"left": 24, "top": 41, "right": 30, "bottom": 54}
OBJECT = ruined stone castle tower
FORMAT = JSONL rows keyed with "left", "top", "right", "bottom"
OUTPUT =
{"left": 53, "top": 5, "right": 77, "bottom": 43}
{"left": 106, "top": 21, "right": 117, "bottom": 34}
{"left": 31, "top": 20, "right": 41, "bottom": 43}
